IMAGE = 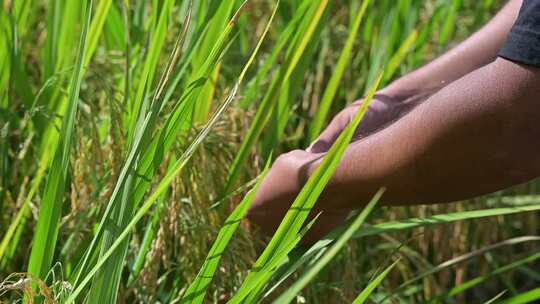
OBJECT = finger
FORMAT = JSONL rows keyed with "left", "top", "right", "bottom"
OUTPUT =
{"left": 307, "top": 113, "right": 351, "bottom": 153}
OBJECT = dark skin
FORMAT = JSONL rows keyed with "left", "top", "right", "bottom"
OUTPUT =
{"left": 247, "top": 0, "right": 540, "bottom": 242}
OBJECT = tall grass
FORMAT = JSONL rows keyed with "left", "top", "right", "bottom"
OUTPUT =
{"left": 1, "top": 0, "right": 539, "bottom": 303}
{"left": 27, "top": 0, "right": 93, "bottom": 280}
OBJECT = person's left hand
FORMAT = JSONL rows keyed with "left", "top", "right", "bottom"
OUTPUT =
{"left": 247, "top": 149, "right": 350, "bottom": 243}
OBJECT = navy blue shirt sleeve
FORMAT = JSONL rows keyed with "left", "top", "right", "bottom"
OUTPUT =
{"left": 499, "top": 0, "right": 540, "bottom": 68}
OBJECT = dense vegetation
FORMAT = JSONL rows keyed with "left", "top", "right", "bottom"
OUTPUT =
{"left": 1, "top": 0, "right": 539, "bottom": 303}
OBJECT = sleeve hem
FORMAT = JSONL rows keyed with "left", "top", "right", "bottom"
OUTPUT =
{"left": 499, "top": 31, "right": 540, "bottom": 68}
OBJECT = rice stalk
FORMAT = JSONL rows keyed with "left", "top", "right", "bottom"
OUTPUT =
{"left": 26, "top": 0, "right": 92, "bottom": 281}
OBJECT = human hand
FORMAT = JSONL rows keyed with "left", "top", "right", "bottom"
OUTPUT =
{"left": 248, "top": 90, "right": 431, "bottom": 242}
{"left": 247, "top": 94, "right": 405, "bottom": 242}
{"left": 308, "top": 92, "right": 415, "bottom": 153}
{"left": 247, "top": 149, "right": 349, "bottom": 243}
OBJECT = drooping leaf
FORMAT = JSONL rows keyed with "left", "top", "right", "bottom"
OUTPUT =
{"left": 274, "top": 188, "right": 385, "bottom": 304}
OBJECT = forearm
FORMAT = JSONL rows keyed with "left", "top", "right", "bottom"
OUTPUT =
{"left": 357, "top": 0, "right": 523, "bottom": 138}
{"left": 315, "top": 58, "right": 540, "bottom": 209}
{"left": 382, "top": 0, "right": 522, "bottom": 98}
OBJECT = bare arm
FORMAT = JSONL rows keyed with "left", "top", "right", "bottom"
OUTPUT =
{"left": 381, "top": 0, "right": 522, "bottom": 96}
{"left": 249, "top": 58, "right": 540, "bottom": 240}
{"left": 248, "top": 1, "right": 529, "bottom": 240}
{"left": 316, "top": 58, "right": 540, "bottom": 209}
{"left": 309, "top": 0, "right": 522, "bottom": 153}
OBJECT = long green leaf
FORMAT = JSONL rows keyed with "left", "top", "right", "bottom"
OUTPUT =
{"left": 383, "top": 29, "right": 418, "bottom": 82}
{"left": 177, "top": 3, "right": 281, "bottom": 301}
{"left": 389, "top": 236, "right": 540, "bottom": 300}
{"left": 27, "top": 0, "right": 92, "bottom": 280}
{"left": 126, "top": 0, "right": 174, "bottom": 145}
{"left": 308, "top": 0, "right": 371, "bottom": 141}
{"left": 239, "top": 0, "right": 311, "bottom": 109}
{"left": 67, "top": 78, "right": 240, "bottom": 302}
{"left": 352, "top": 204, "right": 540, "bottom": 239}
{"left": 67, "top": 2, "right": 275, "bottom": 299}
{"left": 352, "top": 259, "right": 399, "bottom": 304}
{"left": 179, "top": 167, "right": 269, "bottom": 304}
{"left": 502, "top": 287, "right": 540, "bottom": 304}
{"left": 274, "top": 188, "right": 385, "bottom": 304}
{"left": 223, "top": 0, "right": 329, "bottom": 197}
{"left": 81, "top": 2, "right": 188, "bottom": 301}
{"left": 430, "top": 250, "right": 540, "bottom": 302}
{"left": 272, "top": 204, "right": 540, "bottom": 295}
{"left": 190, "top": 0, "right": 236, "bottom": 123}
{"left": 229, "top": 73, "right": 383, "bottom": 303}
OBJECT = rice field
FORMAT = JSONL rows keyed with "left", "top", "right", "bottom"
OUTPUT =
{"left": 1, "top": 0, "right": 539, "bottom": 303}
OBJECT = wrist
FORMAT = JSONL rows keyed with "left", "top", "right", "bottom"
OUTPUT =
{"left": 378, "top": 84, "right": 423, "bottom": 101}
{"left": 381, "top": 72, "right": 447, "bottom": 100}
{"left": 377, "top": 83, "right": 442, "bottom": 117}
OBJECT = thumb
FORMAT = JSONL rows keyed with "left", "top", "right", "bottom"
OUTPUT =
{"left": 307, "top": 112, "right": 352, "bottom": 153}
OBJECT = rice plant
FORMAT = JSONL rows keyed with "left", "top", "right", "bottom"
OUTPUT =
{"left": 1, "top": 0, "right": 539, "bottom": 303}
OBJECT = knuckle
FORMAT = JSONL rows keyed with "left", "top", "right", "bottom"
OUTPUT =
{"left": 351, "top": 99, "right": 364, "bottom": 106}
{"left": 274, "top": 153, "right": 289, "bottom": 166}
{"left": 274, "top": 150, "right": 306, "bottom": 170}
